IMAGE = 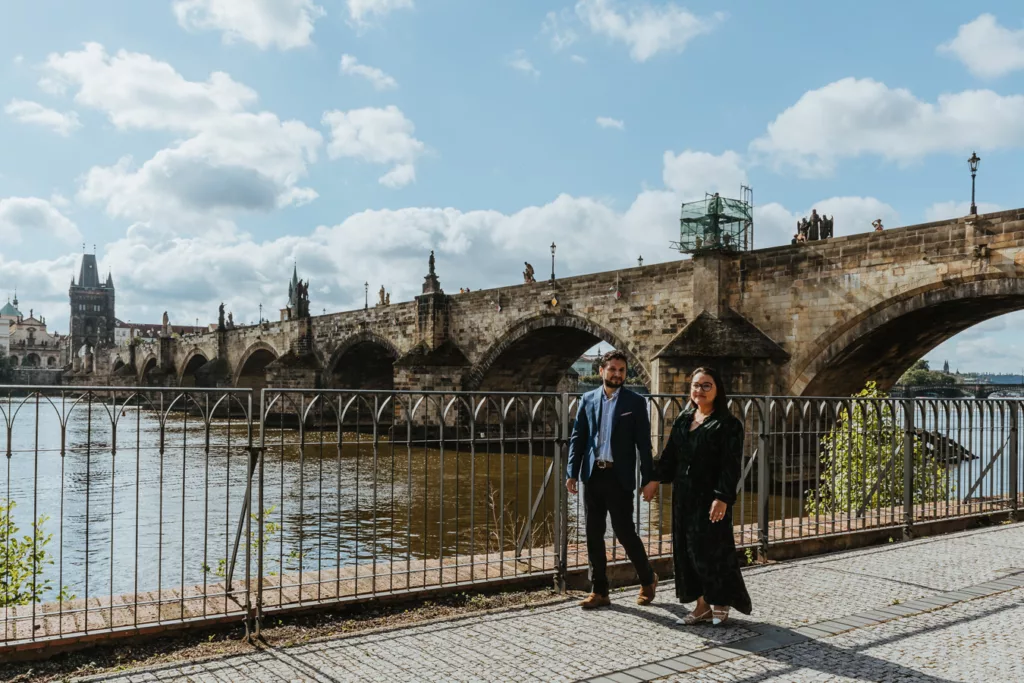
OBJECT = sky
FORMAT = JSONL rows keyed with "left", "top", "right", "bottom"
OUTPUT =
{"left": 2, "top": 1, "right": 1024, "bottom": 372}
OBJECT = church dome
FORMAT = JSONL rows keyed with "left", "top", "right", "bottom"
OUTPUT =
{"left": 0, "top": 301, "right": 22, "bottom": 317}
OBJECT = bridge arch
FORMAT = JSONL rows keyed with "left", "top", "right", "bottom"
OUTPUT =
{"left": 234, "top": 341, "right": 280, "bottom": 390}
{"left": 138, "top": 354, "right": 158, "bottom": 383}
{"left": 467, "top": 313, "right": 649, "bottom": 392}
{"left": 179, "top": 350, "right": 211, "bottom": 387}
{"left": 324, "top": 332, "right": 400, "bottom": 390}
{"left": 794, "top": 276, "right": 1024, "bottom": 397}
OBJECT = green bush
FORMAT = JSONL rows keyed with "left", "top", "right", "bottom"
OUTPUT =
{"left": 806, "top": 382, "right": 951, "bottom": 516}
{"left": 0, "top": 499, "right": 75, "bottom": 606}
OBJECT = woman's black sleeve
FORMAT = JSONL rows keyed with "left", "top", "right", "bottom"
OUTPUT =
{"left": 712, "top": 417, "right": 744, "bottom": 505}
{"left": 652, "top": 416, "right": 684, "bottom": 484}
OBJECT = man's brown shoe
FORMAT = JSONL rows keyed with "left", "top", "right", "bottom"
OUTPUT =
{"left": 580, "top": 593, "right": 611, "bottom": 609}
{"left": 637, "top": 573, "right": 658, "bottom": 605}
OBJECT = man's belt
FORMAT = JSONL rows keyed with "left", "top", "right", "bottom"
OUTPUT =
{"left": 594, "top": 460, "right": 613, "bottom": 470}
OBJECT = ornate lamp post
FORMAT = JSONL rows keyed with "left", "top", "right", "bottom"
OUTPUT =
{"left": 968, "top": 151, "right": 980, "bottom": 215}
{"left": 364, "top": 282, "right": 369, "bottom": 310}
{"left": 258, "top": 303, "right": 263, "bottom": 324}
{"left": 550, "top": 242, "right": 556, "bottom": 282}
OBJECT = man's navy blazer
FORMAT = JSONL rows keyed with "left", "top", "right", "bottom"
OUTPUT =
{"left": 566, "top": 387, "right": 653, "bottom": 492}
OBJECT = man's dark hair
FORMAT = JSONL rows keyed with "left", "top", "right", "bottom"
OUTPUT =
{"left": 599, "top": 350, "right": 629, "bottom": 369}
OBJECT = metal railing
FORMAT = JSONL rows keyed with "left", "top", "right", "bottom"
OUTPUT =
{"left": 0, "top": 387, "right": 1020, "bottom": 653}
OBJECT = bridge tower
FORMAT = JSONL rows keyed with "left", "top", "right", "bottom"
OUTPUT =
{"left": 68, "top": 253, "right": 116, "bottom": 362}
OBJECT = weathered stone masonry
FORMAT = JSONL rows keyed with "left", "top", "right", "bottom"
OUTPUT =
{"left": 86, "top": 208, "right": 1024, "bottom": 398}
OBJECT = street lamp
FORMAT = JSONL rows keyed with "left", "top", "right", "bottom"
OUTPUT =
{"left": 364, "top": 282, "right": 369, "bottom": 310}
{"left": 968, "top": 151, "right": 980, "bottom": 215}
{"left": 550, "top": 242, "right": 556, "bottom": 282}
{"left": 258, "top": 303, "right": 263, "bottom": 324}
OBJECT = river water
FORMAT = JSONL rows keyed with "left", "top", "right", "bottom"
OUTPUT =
{"left": 0, "top": 401, "right": 584, "bottom": 603}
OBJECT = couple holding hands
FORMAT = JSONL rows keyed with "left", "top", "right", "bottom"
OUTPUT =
{"left": 565, "top": 351, "right": 752, "bottom": 625}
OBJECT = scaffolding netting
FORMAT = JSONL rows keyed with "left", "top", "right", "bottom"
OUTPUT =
{"left": 674, "top": 192, "right": 753, "bottom": 254}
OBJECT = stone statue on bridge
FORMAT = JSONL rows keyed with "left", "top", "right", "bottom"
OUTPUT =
{"left": 227, "top": 311, "right": 234, "bottom": 328}
{"left": 161, "top": 311, "right": 170, "bottom": 337}
{"left": 295, "top": 279, "right": 310, "bottom": 318}
{"left": 523, "top": 262, "right": 536, "bottom": 284}
{"left": 378, "top": 285, "right": 386, "bottom": 306}
{"left": 821, "top": 215, "right": 834, "bottom": 239}
{"left": 385, "top": 292, "right": 390, "bottom": 305}
{"left": 429, "top": 250, "right": 436, "bottom": 277}
{"left": 218, "top": 302, "right": 226, "bottom": 330}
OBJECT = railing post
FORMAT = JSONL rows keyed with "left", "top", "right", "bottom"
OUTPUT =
{"left": 902, "top": 399, "right": 915, "bottom": 540}
{"left": 757, "top": 397, "right": 771, "bottom": 561}
{"left": 1010, "top": 403, "right": 1019, "bottom": 522}
{"left": 554, "top": 392, "right": 570, "bottom": 593}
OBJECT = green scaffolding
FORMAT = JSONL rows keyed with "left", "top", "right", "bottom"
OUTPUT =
{"left": 674, "top": 192, "right": 753, "bottom": 254}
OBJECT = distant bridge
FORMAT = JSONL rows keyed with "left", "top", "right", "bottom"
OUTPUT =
{"left": 70, "top": 207, "right": 1024, "bottom": 399}
{"left": 893, "top": 384, "right": 1024, "bottom": 399}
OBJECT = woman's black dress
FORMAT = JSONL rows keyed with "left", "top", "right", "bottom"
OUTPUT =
{"left": 653, "top": 408, "right": 752, "bottom": 614}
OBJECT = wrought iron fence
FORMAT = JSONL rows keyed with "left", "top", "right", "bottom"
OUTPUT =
{"left": 0, "top": 387, "right": 1020, "bottom": 653}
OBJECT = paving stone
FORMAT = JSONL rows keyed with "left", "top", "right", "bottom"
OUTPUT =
{"left": 75, "top": 524, "right": 1024, "bottom": 683}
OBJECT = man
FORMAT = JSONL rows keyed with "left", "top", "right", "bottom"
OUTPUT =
{"left": 567, "top": 350, "right": 657, "bottom": 609}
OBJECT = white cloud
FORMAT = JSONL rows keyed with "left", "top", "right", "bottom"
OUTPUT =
{"left": 347, "top": 0, "right": 412, "bottom": 25}
{"left": 340, "top": 54, "right": 398, "bottom": 90}
{"left": 507, "top": 50, "right": 540, "bottom": 77}
{"left": 4, "top": 99, "right": 82, "bottom": 136}
{"left": 596, "top": 116, "right": 624, "bottom": 130}
{"left": 42, "top": 43, "right": 257, "bottom": 132}
{"left": 924, "top": 201, "right": 1003, "bottom": 222}
{"left": 13, "top": 55, "right": 24, "bottom": 65}
{"left": 574, "top": 0, "right": 722, "bottom": 62}
{"left": 570, "top": 54, "right": 587, "bottom": 65}
{"left": 0, "top": 197, "right": 81, "bottom": 244}
{"left": 322, "top": 105, "right": 425, "bottom": 188}
{"left": 79, "top": 113, "right": 322, "bottom": 219}
{"left": 750, "top": 77, "right": 1024, "bottom": 175}
{"left": 541, "top": 10, "right": 578, "bottom": 51}
{"left": 172, "top": 0, "right": 325, "bottom": 50}
{"left": 41, "top": 44, "right": 321, "bottom": 222}
{"left": 939, "top": 14, "right": 1024, "bottom": 79}
{"left": 661, "top": 150, "right": 746, "bottom": 199}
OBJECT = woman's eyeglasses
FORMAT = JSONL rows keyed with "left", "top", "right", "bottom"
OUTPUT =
{"left": 691, "top": 382, "right": 715, "bottom": 392}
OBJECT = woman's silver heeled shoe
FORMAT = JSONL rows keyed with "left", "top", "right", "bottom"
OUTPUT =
{"left": 711, "top": 605, "right": 730, "bottom": 625}
{"left": 675, "top": 606, "right": 712, "bottom": 625}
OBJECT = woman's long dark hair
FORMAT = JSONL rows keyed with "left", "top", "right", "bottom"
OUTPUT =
{"left": 688, "top": 366, "right": 731, "bottom": 415}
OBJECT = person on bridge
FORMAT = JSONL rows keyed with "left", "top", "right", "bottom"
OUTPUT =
{"left": 643, "top": 367, "right": 752, "bottom": 625}
{"left": 567, "top": 350, "right": 658, "bottom": 610}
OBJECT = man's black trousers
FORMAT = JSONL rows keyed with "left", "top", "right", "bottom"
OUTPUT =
{"left": 583, "top": 468, "right": 654, "bottom": 595}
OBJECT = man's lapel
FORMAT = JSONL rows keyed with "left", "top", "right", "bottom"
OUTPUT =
{"left": 590, "top": 389, "right": 601, "bottom": 434}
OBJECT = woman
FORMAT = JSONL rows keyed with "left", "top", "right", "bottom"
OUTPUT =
{"left": 642, "top": 367, "right": 752, "bottom": 625}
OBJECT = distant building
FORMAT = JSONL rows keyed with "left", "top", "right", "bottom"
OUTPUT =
{"left": 943, "top": 360, "right": 950, "bottom": 374}
{"left": 1, "top": 295, "right": 64, "bottom": 368}
{"left": 572, "top": 355, "right": 600, "bottom": 377}
{"left": 114, "top": 320, "right": 206, "bottom": 344}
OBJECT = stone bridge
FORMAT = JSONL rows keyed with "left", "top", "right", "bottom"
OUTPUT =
{"left": 94, "top": 207, "right": 1024, "bottom": 397}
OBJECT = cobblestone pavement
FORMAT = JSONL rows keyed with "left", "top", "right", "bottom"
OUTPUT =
{"left": 79, "top": 523, "right": 1024, "bottom": 683}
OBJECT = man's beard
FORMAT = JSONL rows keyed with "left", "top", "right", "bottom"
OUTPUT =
{"left": 603, "top": 376, "right": 624, "bottom": 388}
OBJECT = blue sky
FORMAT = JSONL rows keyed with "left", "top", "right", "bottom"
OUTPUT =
{"left": 2, "top": 1, "right": 1024, "bottom": 372}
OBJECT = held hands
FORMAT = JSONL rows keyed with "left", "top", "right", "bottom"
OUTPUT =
{"left": 641, "top": 481, "right": 659, "bottom": 502}
{"left": 566, "top": 478, "right": 578, "bottom": 495}
{"left": 709, "top": 499, "right": 727, "bottom": 523}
